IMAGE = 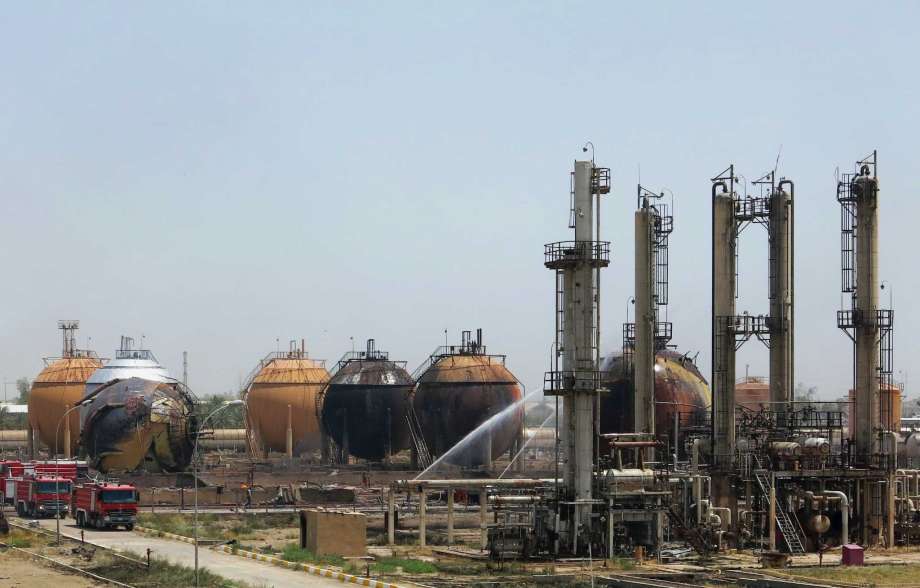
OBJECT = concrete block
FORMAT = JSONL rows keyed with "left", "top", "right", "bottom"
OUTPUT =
{"left": 299, "top": 509, "right": 366, "bottom": 557}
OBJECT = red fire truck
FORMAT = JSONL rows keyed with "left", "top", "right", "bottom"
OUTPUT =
{"left": 71, "top": 482, "right": 138, "bottom": 530}
{"left": 14, "top": 476, "right": 71, "bottom": 518}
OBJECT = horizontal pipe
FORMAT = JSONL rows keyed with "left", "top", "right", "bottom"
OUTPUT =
{"left": 394, "top": 478, "right": 557, "bottom": 489}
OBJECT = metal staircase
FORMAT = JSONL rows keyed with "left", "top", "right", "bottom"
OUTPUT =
{"left": 752, "top": 468, "right": 806, "bottom": 555}
{"left": 667, "top": 505, "right": 710, "bottom": 557}
{"left": 405, "top": 404, "right": 432, "bottom": 469}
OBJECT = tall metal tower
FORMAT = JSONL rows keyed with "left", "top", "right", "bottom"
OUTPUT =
{"left": 631, "top": 186, "right": 673, "bottom": 461}
{"left": 58, "top": 320, "right": 79, "bottom": 358}
{"left": 836, "top": 151, "right": 893, "bottom": 467}
{"left": 544, "top": 158, "right": 610, "bottom": 552}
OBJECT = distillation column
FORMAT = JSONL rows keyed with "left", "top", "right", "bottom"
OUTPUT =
{"left": 768, "top": 181, "right": 794, "bottom": 417}
{"left": 545, "top": 158, "right": 609, "bottom": 554}
{"left": 568, "top": 160, "right": 597, "bottom": 503}
{"left": 852, "top": 169, "right": 880, "bottom": 462}
{"left": 712, "top": 182, "right": 737, "bottom": 467}
{"left": 634, "top": 199, "right": 656, "bottom": 462}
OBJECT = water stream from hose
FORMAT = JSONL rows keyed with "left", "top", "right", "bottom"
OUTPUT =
{"left": 413, "top": 385, "right": 542, "bottom": 480}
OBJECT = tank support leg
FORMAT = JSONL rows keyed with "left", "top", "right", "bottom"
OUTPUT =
{"left": 387, "top": 490, "right": 395, "bottom": 546}
{"left": 447, "top": 488, "right": 455, "bottom": 545}
{"left": 418, "top": 490, "right": 426, "bottom": 547}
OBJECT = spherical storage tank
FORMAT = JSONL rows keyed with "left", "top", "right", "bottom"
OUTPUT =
{"left": 244, "top": 342, "right": 330, "bottom": 456}
{"left": 80, "top": 338, "right": 196, "bottom": 473}
{"left": 28, "top": 322, "right": 103, "bottom": 454}
{"left": 30, "top": 357, "right": 103, "bottom": 454}
{"left": 320, "top": 339, "right": 413, "bottom": 461}
{"left": 412, "top": 330, "right": 523, "bottom": 466}
{"left": 600, "top": 349, "right": 711, "bottom": 445}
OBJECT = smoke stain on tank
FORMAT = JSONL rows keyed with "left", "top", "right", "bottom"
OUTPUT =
{"left": 320, "top": 339, "right": 413, "bottom": 461}
{"left": 600, "top": 349, "right": 711, "bottom": 449}
{"left": 412, "top": 330, "right": 523, "bottom": 467}
{"left": 80, "top": 338, "right": 197, "bottom": 473}
{"left": 81, "top": 377, "right": 197, "bottom": 472}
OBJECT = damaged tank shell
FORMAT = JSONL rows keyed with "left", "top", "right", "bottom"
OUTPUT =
{"left": 80, "top": 377, "right": 196, "bottom": 472}
{"left": 412, "top": 354, "right": 523, "bottom": 466}
{"left": 244, "top": 354, "right": 329, "bottom": 455}
{"left": 600, "top": 349, "right": 711, "bottom": 444}
{"left": 320, "top": 348, "right": 413, "bottom": 461}
{"left": 29, "top": 356, "right": 103, "bottom": 453}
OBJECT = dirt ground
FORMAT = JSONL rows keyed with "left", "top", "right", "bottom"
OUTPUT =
{"left": 0, "top": 550, "right": 97, "bottom": 587}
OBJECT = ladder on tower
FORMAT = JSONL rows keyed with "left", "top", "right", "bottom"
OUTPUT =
{"left": 752, "top": 467, "right": 806, "bottom": 555}
{"left": 838, "top": 174, "right": 858, "bottom": 295}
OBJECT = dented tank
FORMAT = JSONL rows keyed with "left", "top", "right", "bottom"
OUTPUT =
{"left": 320, "top": 339, "right": 413, "bottom": 461}
{"left": 81, "top": 376, "right": 196, "bottom": 473}
{"left": 600, "top": 349, "right": 711, "bottom": 448}
{"left": 412, "top": 330, "right": 523, "bottom": 466}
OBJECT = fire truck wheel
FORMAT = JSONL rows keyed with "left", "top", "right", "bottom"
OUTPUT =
{"left": 125, "top": 524, "right": 134, "bottom": 531}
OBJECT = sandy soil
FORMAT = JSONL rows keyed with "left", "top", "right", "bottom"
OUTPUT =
{"left": 0, "top": 551, "right": 97, "bottom": 587}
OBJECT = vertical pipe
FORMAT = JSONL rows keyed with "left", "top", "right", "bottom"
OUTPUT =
{"left": 418, "top": 490, "right": 426, "bottom": 547}
{"left": 285, "top": 404, "right": 293, "bottom": 459}
{"left": 387, "top": 490, "right": 395, "bottom": 546}
{"left": 634, "top": 201, "right": 656, "bottom": 462}
{"left": 447, "top": 488, "right": 454, "bottom": 545}
{"left": 712, "top": 181, "right": 736, "bottom": 467}
{"left": 768, "top": 483, "right": 777, "bottom": 551}
{"left": 63, "top": 415, "right": 71, "bottom": 459}
{"left": 27, "top": 423, "right": 34, "bottom": 460}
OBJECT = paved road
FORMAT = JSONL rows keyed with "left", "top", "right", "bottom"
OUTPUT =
{"left": 16, "top": 516, "right": 348, "bottom": 588}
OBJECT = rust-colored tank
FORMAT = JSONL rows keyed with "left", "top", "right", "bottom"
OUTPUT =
{"left": 81, "top": 376, "right": 197, "bottom": 472}
{"left": 320, "top": 340, "right": 412, "bottom": 461}
{"left": 28, "top": 322, "right": 103, "bottom": 455}
{"left": 30, "top": 356, "right": 103, "bottom": 454}
{"left": 847, "top": 385, "right": 901, "bottom": 438}
{"left": 600, "top": 349, "right": 711, "bottom": 447}
{"left": 736, "top": 377, "right": 770, "bottom": 412}
{"left": 412, "top": 330, "right": 523, "bottom": 466}
{"left": 244, "top": 343, "right": 329, "bottom": 456}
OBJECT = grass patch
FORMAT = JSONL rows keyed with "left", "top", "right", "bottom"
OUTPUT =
{"left": 373, "top": 557, "right": 437, "bottom": 574}
{"left": 279, "top": 543, "right": 348, "bottom": 568}
{"left": 136, "top": 512, "right": 296, "bottom": 541}
{"left": 90, "top": 551, "right": 253, "bottom": 588}
{"left": 781, "top": 563, "right": 920, "bottom": 585}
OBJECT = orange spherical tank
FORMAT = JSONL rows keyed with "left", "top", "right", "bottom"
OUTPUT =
{"left": 28, "top": 356, "right": 103, "bottom": 453}
{"left": 244, "top": 353, "right": 330, "bottom": 455}
{"left": 600, "top": 349, "right": 711, "bottom": 444}
{"left": 736, "top": 377, "right": 770, "bottom": 412}
{"left": 412, "top": 353, "right": 523, "bottom": 466}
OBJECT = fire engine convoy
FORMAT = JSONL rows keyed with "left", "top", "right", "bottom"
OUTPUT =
{"left": 1, "top": 460, "right": 137, "bottom": 530}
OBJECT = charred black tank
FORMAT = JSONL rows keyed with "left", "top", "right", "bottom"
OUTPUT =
{"left": 320, "top": 339, "right": 413, "bottom": 461}
{"left": 412, "top": 330, "right": 523, "bottom": 467}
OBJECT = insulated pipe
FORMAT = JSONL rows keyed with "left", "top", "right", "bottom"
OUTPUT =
{"left": 823, "top": 490, "right": 849, "bottom": 546}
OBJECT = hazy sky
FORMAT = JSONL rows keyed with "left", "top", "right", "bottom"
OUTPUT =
{"left": 1, "top": 2, "right": 917, "bottom": 403}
